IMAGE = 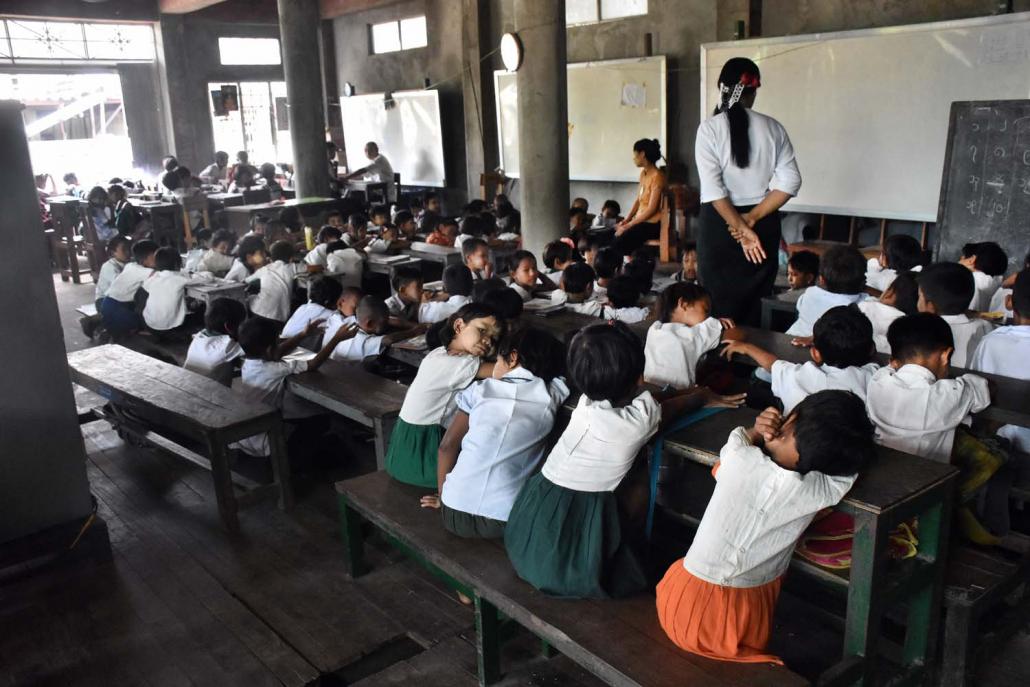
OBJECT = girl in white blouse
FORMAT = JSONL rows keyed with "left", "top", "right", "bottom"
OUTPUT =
{"left": 656, "top": 391, "right": 874, "bottom": 664}
{"left": 385, "top": 303, "right": 501, "bottom": 488}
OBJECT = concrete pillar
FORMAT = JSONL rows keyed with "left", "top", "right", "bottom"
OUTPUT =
{"left": 514, "top": 0, "right": 569, "bottom": 259}
{"left": 278, "top": 0, "right": 332, "bottom": 198}
{"left": 0, "top": 101, "right": 94, "bottom": 544}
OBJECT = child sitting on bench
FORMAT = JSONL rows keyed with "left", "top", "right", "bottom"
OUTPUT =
{"left": 95, "top": 235, "right": 131, "bottom": 310}
{"left": 602, "top": 276, "right": 649, "bottom": 324}
{"left": 421, "top": 328, "right": 569, "bottom": 538}
{"left": 184, "top": 297, "right": 247, "bottom": 386}
{"left": 282, "top": 277, "right": 342, "bottom": 338}
{"left": 917, "top": 262, "right": 992, "bottom": 367}
{"left": 959, "top": 241, "right": 1007, "bottom": 312}
{"left": 462, "top": 237, "right": 492, "bottom": 280}
{"left": 199, "top": 230, "right": 237, "bottom": 277}
{"left": 329, "top": 296, "right": 422, "bottom": 362}
{"left": 322, "top": 286, "right": 362, "bottom": 347}
{"left": 385, "top": 267, "right": 425, "bottom": 324}
{"left": 865, "top": 234, "right": 922, "bottom": 293}
{"left": 858, "top": 270, "right": 918, "bottom": 355}
{"left": 508, "top": 250, "right": 557, "bottom": 302}
{"left": 550, "top": 262, "right": 603, "bottom": 317}
{"left": 672, "top": 241, "right": 699, "bottom": 285}
{"left": 304, "top": 225, "right": 344, "bottom": 268}
{"left": 419, "top": 265, "right": 473, "bottom": 324}
{"left": 100, "top": 239, "right": 159, "bottom": 337}
{"left": 787, "top": 245, "right": 868, "bottom": 338}
{"left": 142, "top": 247, "right": 196, "bottom": 333}
{"left": 385, "top": 303, "right": 501, "bottom": 488}
{"left": 656, "top": 390, "right": 875, "bottom": 663}
{"left": 645, "top": 283, "right": 736, "bottom": 390}
{"left": 592, "top": 247, "right": 622, "bottom": 302}
{"left": 247, "top": 240, "right": 310, "bottom": 324}
{"left": 786, "top": 250, "right": 818, "bottom": 291}
{"left": 224, "top": 235, "right": 266, "bottom": 282}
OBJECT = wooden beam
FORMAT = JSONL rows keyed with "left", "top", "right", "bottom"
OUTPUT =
{"left": 159, "top": 0, "right": 228, "bottom": 14}
{"left": 319, "top": 0, "right": 408, "bottom": 19}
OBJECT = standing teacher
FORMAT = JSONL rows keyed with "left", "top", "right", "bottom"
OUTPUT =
{"left": 695, "top": 57, "right": 801, "bottom": 325}
{"left": 613, "top": 139, "right": 668, "bottom": 255}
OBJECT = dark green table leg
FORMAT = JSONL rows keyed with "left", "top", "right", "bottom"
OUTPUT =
{"left": 903, "top": 500, "right": 949, "bottom": 669}
{"left": 475, "top": 593, "right": 502, "bottom": 686}
{"left": 338, "top": 493, "right": 367, "bottom": 578}
{"left": 844, "top": 511, "right": 889, "bottom": 685}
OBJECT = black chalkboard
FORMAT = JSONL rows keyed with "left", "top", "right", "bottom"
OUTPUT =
{"left": 935, "top": 100, "right": 1030, "bottom": 270}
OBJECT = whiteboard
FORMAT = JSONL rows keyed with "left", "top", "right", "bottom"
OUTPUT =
{"left": 701, "top": 13, "right": 1030, "bottom": 221}
{"left": 339, "top": 90, "right": 446, "bottom": 187}
{"left": 495, "top": 55, "right": 666, "bottom": 182}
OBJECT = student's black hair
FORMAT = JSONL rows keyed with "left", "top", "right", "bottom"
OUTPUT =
{"left": 439, "top": 216, "right": 460, "bottom": 230}
{"left": 443, "top": 264, "right": 474, "bottom": 297}
{"left": 632, "top": 138, "right": 663, "bottom": 165}
{"left": 681, "top": 240, "right": 697, "bottom": 257}
{"left": 237, "top": 234, "right": 267, "bottom": 256}
{"left": 106, "top": 235, "right": 131, "bottom": 254}
{"left": 154, "top": 246, "right": 181, "bottom": 271}
{"left": 193, "top": 227, "right": 213, "bottom": 245}
{"left": 339, "top": 285, "right": 363, "bottom": 302}
{"left": 236, "top": 150, "right": 249, "bottom": 163}
{"left": 391, "top": 265, "right": 423, "bottom": 292}
{"left": 423, "top": 191, "right": 439, "bottom": 203}
{"left": 481, "top": 287, "right": 523, "bottom": 320}
{"left": 131, "top": 239, "right": 159, "bottom": 262}
{"left": 655, "top": 282, "right": 710, "bottom": 323}
{"left": 269, "top": 240, "right": 294, "bottom": 262}
{"left": 472, "top": 277, "right": 507, "bottom": 302}
{"left": 497, "top": 328, "right": 565, "bottom": 383}
{"left": 562, "top": 262, "right": 596, "bottom": 295}
{"left": 593, "top": 247, "right": 622, "bottom": 280}
{"left": 820, "top": 245, "right": 867, "bottom": 294}
{"left": 510, "top": 250, "right": 537, "bottom": 272}
{"left": 606, "top": 275, "right": 640, "bottom": 309}
{"left": 887, "top": 313, "right": 954, "bottom": 361}
{"left": 461, "top": 236, "right": 489, "bottom": 260}
{"left": 211, "top": 229, "right": 236, "bottom": 250}
{"left": 393, "top": 210, "right": 415, "bottom": 226}
{"left": 250, "top": 213, "right": 269, "bottom": 230}
{"left": 792, "top": 390, "right": 875, "bottom": 476}
{"left": 176, "top": 166, "right": 192, "bottom": 180}
{"left": 326, "top": 209, "right": 343, "bottom": 221}
{"left": 348, "top": 212, "right": 368, "bottom": 227}
{"left": 961, "top": 241, "right": 1008, "bottom": 276}
{"left": 258, "top": 162, "right": 276, "bottom": 180}
{"left": 357, "top": 295, "right": 389, "bottom": 324}
{"left": 161, "top": 171, "right": 181, "bottom": 192}
{"left": 62, "top": 172, "right": 78, "bottom": 184}
{"left": 918, "top": 262, "right": 974, "bottom": 315}
{"left": 461, "top": 214, "right": 492, "bottom": 238}
{"left": 601, "top": 199, "right": 621, "bottom": 214}
{"left": 421, "top": 214, "right": 441, "bottom": 234}
{"left": 569, "top": 207, "right": 587, "bottom": 220}
{"left": 567, "top": 322, "right": 644, "bottom": 403}
{"left": 162, "top": 155, "right": 179, "bottom": 172}
{"left": 1012, "top": 269, "right": 1030, "bottom": 318}
{"left": 626, "top": 250, "right": 656, "bottom": 293}
{"left": 464, "top": 199, "right": 488, "bottom": 216}
{"left": 788, "top": 249, "right": 819, "bottom": 276}
{"left": 882, "top": 234, "right": 923, "bottom": 271}
{"left": 205, "top": 297, "right": 247, "bottom": 336}
{"left": 237, "top": 316, "right": 279, "bottom": 358}
{"left": 543, "top": 240, "right": 574, "bottom": 270}
{"left": 308, "top": 277, "right": 344, "bottom": 309}
{"left": 317, "top": 225, "right": 343, "bottom": 243}
{"left": 884, "top": 271, "right": 919, "bottom": 315}
{"left": 438, "top": 303, "right": 501, "bottom": 348}
{"left": 370, "top": 204, "right": 390, "bottom": 219}
{"left": 86, "top": 186, "right": 108, "bottom": 205}
{"left": 107, "top": 184, "right": 126, "bottom": 200}
{"left": 325, "top": 239, "right": 347, "bottom": 254}
{"left": 714, "top": 57, "right": 760, "bottom": 169}
{"left": 812, "top": 305, "right": 874, "bottom": 368}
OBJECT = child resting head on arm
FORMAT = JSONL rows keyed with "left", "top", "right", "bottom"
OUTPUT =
{"left": 184, "top": 297, "right": 248, "bottom": 386}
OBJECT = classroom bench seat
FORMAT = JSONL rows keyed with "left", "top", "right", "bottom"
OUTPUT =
{"left": 336, "top": 471, "right": 807, "bottom": 687}
{"left": 67, "top": 345, "right": 293, "bottom": 532}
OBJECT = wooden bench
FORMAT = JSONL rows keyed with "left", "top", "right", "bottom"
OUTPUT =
{"left": 336, "top": 471, "right": 807, "bottom": 687}
{"left": 660, "top": 406, "right": 958, "bottom": 686}
{"left": 286, "top": 360, "right": 407, "bottom": 469}
{"left": 67, "top": 345, "right": 293, "bottom": 532}
{"left": 940, "top": 535, "right": 1030, "bottom": 686}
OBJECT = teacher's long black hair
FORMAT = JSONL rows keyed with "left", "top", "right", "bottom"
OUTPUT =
{"left": 714, "top": 57, "right": 761, "bottom": 169}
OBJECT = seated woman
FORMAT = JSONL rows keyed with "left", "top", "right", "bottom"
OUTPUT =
{"left": 612, "top": 138, "right": 667, "bottom": 256}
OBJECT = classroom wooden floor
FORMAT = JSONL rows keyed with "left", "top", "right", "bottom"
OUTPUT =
{"left": 3, "top": 273, "right": 1028, "bottom": 687}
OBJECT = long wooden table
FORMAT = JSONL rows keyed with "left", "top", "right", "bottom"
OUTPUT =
{"left": 660, "top": 406, "right": 958, "bottom": 686}
{"left": 223, "top": 197, "right": 340, "bottom": 234}
{"left": 404, "top": 242, "right": 463, "bottom": 267}
{"left": 67, "top": 345, "right": 292, "bottom": 532}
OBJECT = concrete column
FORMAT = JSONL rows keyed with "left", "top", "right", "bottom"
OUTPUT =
{"left": 514, "top": 0, "right": 568, "bottom": 259}
{"left": 278, "top": 0, "right": 331, "bottom": 198}
{"left": 0, "top": 101, "right": 93, "bottom": 544}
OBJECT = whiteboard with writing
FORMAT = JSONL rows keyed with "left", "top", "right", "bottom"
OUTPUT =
{"left": 701, "top": 13, "right": 1030, "bottom": 221}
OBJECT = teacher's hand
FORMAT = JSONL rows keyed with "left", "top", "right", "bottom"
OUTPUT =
{"left": 736, "top": 226, "right": 767, "bottom": 264}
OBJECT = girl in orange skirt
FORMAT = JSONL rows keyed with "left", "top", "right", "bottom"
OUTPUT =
{"left": 656, "top": 390, "right": 876, "bottom": 663}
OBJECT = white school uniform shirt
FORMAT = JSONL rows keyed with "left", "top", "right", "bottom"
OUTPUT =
{"left": 969, "top": 271, "right": 1003, "bottom": 312}
{"left": 224, "top": 259, "right": 250, "bottom": 282}
{"left": 941, "top": 313, "right": 993, "bottom": 369}
{"left": 142, "top": 270, "right": 191, "bottom": 330}
{"left": 785, "top": 286, "right": 867, "bottom": 337}
{"left": 865, "top": 259, "right": 897, "bottom": 293}
{"left": 858, "top": 299, "right": 905, "bottom": 355}
{"left": 326, "top": 248, "right": 364, "bottom": 287}
{"left": 603, "top": 305, "right": 650, "bottom": 324}
{"left": 771, "top": 360, "right": 880, "bottom": 415}
{"left": 200, "top": 250, "right": 235, "bottom": 277}
{"left": 385, "top": 294, "right": 406, "bottom": 316}
{"left": 94, "top": 257, "right": 125, "bottom": 301}
{"left": 695, "top": 109, "right": 802, "bottom": 206}
{"left": 592, "top": 281, "right": 608, "bottom": 302}
{"left": 509, "top": 282, "right": 533, "bottom": 302}
{"left": 234, "top": 357, "right": 320, "bottom": 456}
{"left": 550, "top": 290, "right": 605, "bottom": 317}
{"left": 541, "top": 391, "right": 660, "bottom": 493}
{"left": 865, "top": 364, "right": 990, "bottom": 463}
{"left": 281, "top": 302, "right": 334, "bottom": 338}
{"left": 989, "top": 287, "right": 1012, "bottom": 320}
{"left": 184, "top": 331, "right": 243, "bottom": 386}
{"left": 247, "top": 260, "right": 302, "bottom": 322}
{"left": 366, "top": 237, "right": 391, "bottom": 254}
{"left": 644, "top": 318, "right": 724, "bottom": 389}
{"left": 441, "top": 369, "right": 571, "bottom": 521}
{"left": 418, "top": 295, "right": 470, "bottom": 323}
{"left": 330, "top": 329, "right": 386, "bottom": 361}
{"left": 304, "top": 243, "right": 330, "bottom": 267}
{"left": 105, "top": 262, "right": 153, "bottom": 303}
{"left": 683, "top": 427, "right": 856, "bottom": 588}
{"left": 363, "top": 154, "right": 395, "bottom": 200}
{"left": 399, "top": 347, "right": 481, "bottom": 427}
{"left": 321, "top": 311, "right": 357, "bottom": 347}
{"left": 970, "top": 325, "right": 1030, "bottom": 454}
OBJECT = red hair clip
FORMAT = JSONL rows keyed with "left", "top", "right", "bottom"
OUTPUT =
{"left": 740, "top": 73, "right": 760, "bottom": 88}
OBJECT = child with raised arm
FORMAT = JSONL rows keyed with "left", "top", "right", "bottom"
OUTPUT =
{"left": 657, "top": 390, "right": 874, "bottom": 663}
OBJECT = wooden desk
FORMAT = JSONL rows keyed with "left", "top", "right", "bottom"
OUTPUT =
{"left": 67, "top": 345, "right": 292, "bottom": 532}
{"left": 760, "top": 288, "right": 802, "bottom": 331}
{"left": 661, "top": 406, "right": 957, "bottom": 686}
{"left": 404, "top": 242, "right": 462, "bottom": 267}
{"left": 734, "top": 326, "right": 1030, "bottom": 429}
{"left": 205, "top": 192, "right": 244, "bottom": 209}
{"left": 287, "top": 360, "right": 407, "bottom": 469}
{"left": 223, "top": 197, "right": 340, "bottom": 234}
{"left": 185, "top": 279, "right": 247, "bottom": 306}
{"left": 365, "top": 254, "right": 422, "bottom": 276}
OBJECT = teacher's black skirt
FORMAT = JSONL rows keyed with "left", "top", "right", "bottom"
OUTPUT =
{"left": 696, "top": 203, "right": 781, "bottom": 326}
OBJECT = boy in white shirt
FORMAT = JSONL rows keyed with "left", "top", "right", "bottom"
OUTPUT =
{"left": 94, "top": 235, "right": 131, "bottom": 307}
{"left": 508, "top": 250, "right": 557, "bottom": 302}
{"left": 324, "top": 240, "right": 364, "bottom": 288}
{"left": 917, "top": 262, "right": 993, "bottom": 368}
{"left": 857, "top": 271, "right": 919, "bottom": 355}
{"left": 591, "top": 247, "right": 622, "bottom": 303}
{"left": 142, "top": 247, "right": 200, "bottom": 332}
{"left": 281, "top": 277, "right": 342, "bottom": 338}
{"left": 385, "top": 266, "right": 425, "bottom": 324}
{"left": 304, "top": 225, "right": 343, "bottom": 267}
{"left": 198, "top": 230, "right": 237, "bottom": 277}
{"left": 959, "top": 241, "right": 1007, "bottom": 312}
{"left": 542, "top": 240, "right": 576, "bottom": 285}
{"left": 100, "top": 239, "right": 159, "bottom": 337}
{"left": 321, "top": 286, "right": 362, "bottom": 348}
{"left": 247, "top": 240, "right": 309, "bottom": 323}
{"left": 184, "top": 228, "right": 212, "bottom": 273}
{"left": 602, "top": 276, "right": 650, "bottom": 324}
{"left": 461, "top": 237, "right": 492, "bottom": 281}
{"left": 787, "top": 245, "right": 868, "bottom": 337}
{"left": 184, "top": 298, "right": 247, "bottom": 386}
{"left": 550, "top": 262, "right": 604, "bottom": 317}
{"left": 419, "top": 264, "right": 473, "bottom": 324}
{"left": 724, "top": 304, "right": 879, "bottom": 414}
{"left": 786, "top": 250, "right": 818, "bottom": 291}
{"left": 865, "top": 234, "right": 923, "bottom": 294}
{"left": 329, "top": 296, "right": 423, "bottom": 362}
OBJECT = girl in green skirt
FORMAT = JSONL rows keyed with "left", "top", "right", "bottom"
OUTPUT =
{"left": 385, "top": 303, "right": 501, "bottom": 487}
